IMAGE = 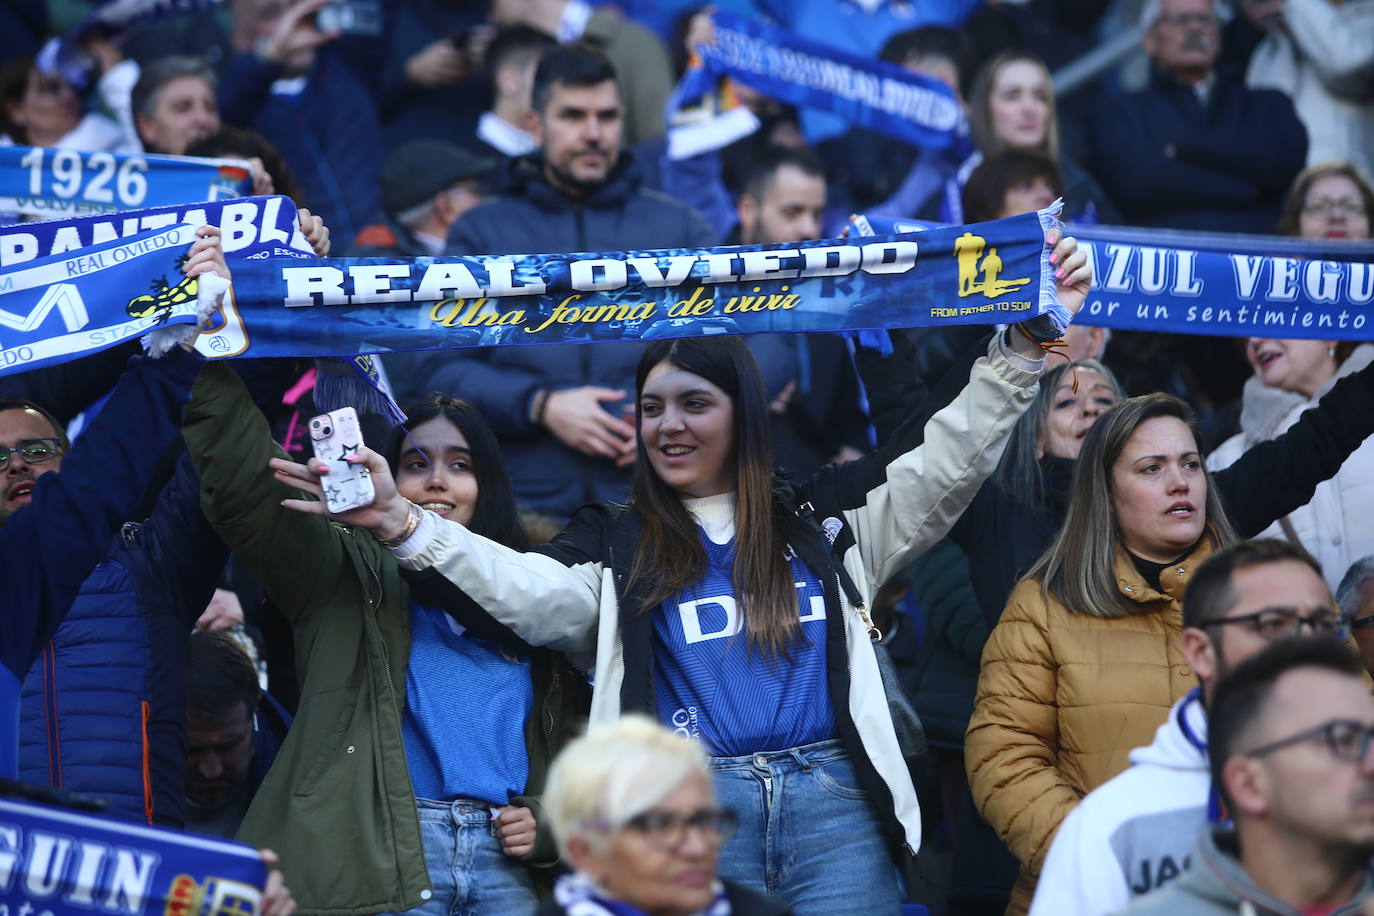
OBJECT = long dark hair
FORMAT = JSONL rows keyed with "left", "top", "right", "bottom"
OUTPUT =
{"left": 627, "top": 337, "right": 799, "bottom": 655}
{"left": 388, "top": 395, "right": 528, "bottom": 551}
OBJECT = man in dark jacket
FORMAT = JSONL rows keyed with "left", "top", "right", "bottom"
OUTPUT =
{"left": 1090, "top": 0, "right": 1307, "bottom": 233}
{"left": 17, "top": 445, "right": 227, "bottom": 828}
{"left": 184, "top": 630, "right": 291, "bottom": 839}
{"left": 428, "top": 43, "right": 715, "bottom": 518}
{"left": 0, "top": 347, "right": 204, "bottom": 782}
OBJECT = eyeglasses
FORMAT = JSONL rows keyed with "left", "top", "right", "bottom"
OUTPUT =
{"left": 1156, "top": 12, "right": 1218, "bottom": 27}
{"left": 623, "top": 807, "right": 737, "bottom": 850}
{"left": 1246, "top": 718, "right": 1374, "bottom": 764}
{"left": 1207, "top": 607, "right": 1351, "bottom": 641}
{"left": 1302, "top": 197, "right": 1367, "bottom": 218}
{"left": 0, "top": 438, "right": 63, "bottom": 470}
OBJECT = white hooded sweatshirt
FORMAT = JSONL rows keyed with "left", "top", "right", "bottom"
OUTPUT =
{"left": 1029, "top": 692, "right": 1212, "bottom": 916}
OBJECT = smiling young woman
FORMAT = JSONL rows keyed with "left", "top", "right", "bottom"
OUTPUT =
{"left": 183, "top": 377, "right": 587, "bottom": 916}
{"left": 274, "top": 228, "right": 1095, "bottom": 914}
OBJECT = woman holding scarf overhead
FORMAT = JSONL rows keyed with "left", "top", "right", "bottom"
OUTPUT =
{"left": 269, "top": 232, "right": 1092, "bottom": 914}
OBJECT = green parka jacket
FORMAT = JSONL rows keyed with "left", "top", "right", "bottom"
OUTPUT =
{"left": 184, "top": 362, "right": 586, "bottom": 915}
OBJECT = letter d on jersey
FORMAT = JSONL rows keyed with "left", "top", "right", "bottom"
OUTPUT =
{"left": 678, "top": 597, "right": 742, "bottom": 644}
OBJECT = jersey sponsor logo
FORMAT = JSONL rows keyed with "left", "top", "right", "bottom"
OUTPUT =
{"left": 677, "top": 585, "right": 826, "bottom": 645}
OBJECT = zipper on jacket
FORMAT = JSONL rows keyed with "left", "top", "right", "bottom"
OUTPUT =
{"left": 362, "top": 553, "right": 394, "bottom": 691}
{"left": 544, "top": 670, "right": 559, "bottom": 739}
{"left": 607, "top": 542, "right": 628, "bottom": 718}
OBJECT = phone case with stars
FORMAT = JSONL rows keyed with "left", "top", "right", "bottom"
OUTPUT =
{"left": 308, "top": 406, "right": 376, "bottom": 514}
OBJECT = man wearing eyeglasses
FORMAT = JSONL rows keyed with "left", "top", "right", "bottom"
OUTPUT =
{"left": 1089, "top": 0, "right": 1308, "bottom": 234}
{"left": 1115, "top": 636, "right": 1374, "bottom": 915}
{"left": 1032, "top": 539, "right": 1350, "bottom": 916}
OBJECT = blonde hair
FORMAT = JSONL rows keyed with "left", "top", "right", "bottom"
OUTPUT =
{"left": 543, "top": 716, "right": 710, "bottom": 860}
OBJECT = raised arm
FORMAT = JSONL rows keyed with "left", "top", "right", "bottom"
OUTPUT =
{"left": 271, "top": 449, "right": 604, "bottom": 654}
{"left": 1212, "top": 359, "right": 1374, "bottom": 537}
{"left": 182, "top": 361, "right": 348, "bottom": 623}
{"left": 814, "top": 230, "right": 1089, "bottom": 587}
{"left": 0, "top": 346, "right": 202, "bottom": 689}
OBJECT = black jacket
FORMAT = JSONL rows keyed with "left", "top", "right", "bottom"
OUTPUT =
{"left": 949, "top": 359, "right": 1374, "bottom": 628}
{"left": 1090, "top": 67, "right": 1307, "bottom": 233}
{"left": 418, "top": 152, "right": 716, "bottom": 518}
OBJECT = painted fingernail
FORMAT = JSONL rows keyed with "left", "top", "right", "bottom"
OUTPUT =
{"left": 1049, "top": 253, "right": 1059, "bottom": 265}
{"left": 1056, "top": 267, "right": 1065, "bottom": 279}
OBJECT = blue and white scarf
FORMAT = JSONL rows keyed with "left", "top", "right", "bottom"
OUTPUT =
{"left": 0, "top": 795, "right": 267, "bottom": 916}
{"left": 853, "top": 214, "right": 1374, "bottom": 340}
{"left": 553, "top": 872, "right": 731, "bottom": 916}
{"left": 671, "top": 11, "right": 965, "bottom": 153}
{"left": 0, "top": 146, "right": 251, "bottom": 221}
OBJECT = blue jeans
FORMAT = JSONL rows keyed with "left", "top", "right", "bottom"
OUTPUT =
{"left": 379, "top": 798, "right": 538, "bottom": 916}
{"left": 710, "top": 739, "right": 902, "bottom": 916}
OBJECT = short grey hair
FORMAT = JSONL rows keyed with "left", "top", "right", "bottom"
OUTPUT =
{"left": 1337, "top": 556, "right": 1374, "bottom": 617}
{"left": 131, "top": 56, "right": 217, "bottom": 121}
{"left": 542, "top": 716, "right": 710, "bottom": 861}
{"left": 1138, "top": 0, "right": 1226, "bottom": 30}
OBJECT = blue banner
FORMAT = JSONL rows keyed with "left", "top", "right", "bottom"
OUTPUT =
{"left": 0, "top": 197, "right": 314, "bottom": 269}
{"left": 0, "top": 796, "right": 266, "bottom": 916}
{"left": 853, "top": 215, "right": 1374, "bottom": 340}
{"left": 193, "top": 209, "right": 1062, "bottom": 360}
{"left": 0, "top": 148, "right": 251, "bottom": 221}
{"left": 675, "top": 11, "right": 966, "bottom": 151}
{"left": 39, "top": 0, "right": 225, "bottom": 92}
{"left": 0, "top": 224, "right": 203, "bottom": 376}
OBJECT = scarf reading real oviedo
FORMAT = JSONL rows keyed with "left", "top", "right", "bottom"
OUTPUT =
{"left": 0, "top": 197, "right": 1068, "bottom": 379}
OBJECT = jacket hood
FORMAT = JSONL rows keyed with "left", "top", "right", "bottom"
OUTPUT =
{"left": 1130, "top": 690, "right": 1208, "bottom": 771}
{"left": 1240, "top": 344, "right": 1374, "bottom": 445}
{"left": 496, "top": 149, "right": 643, "bottom": 213}
{"left": 1179, "top": 827, "right": 1374, "bottom": 914}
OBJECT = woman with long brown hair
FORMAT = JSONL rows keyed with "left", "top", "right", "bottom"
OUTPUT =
{"left": 268, "top": 234, "right": 1093, "bottom": 915}
{"left": 966, "top": 50, "right": 1120, "bottom": 224}
{"left": 967, "top": 393, "right": 1236, "bottom": 915}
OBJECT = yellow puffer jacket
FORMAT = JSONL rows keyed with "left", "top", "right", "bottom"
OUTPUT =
{"left": 965, "top": 543, "right": 1211, "bottom": 915}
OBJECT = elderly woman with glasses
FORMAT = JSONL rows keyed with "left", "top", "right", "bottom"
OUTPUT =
{"left": 1208, "top": 163, "right": 1374, "bottom": 592}
{"left": 540, "top": 716, "right": 789, "bottom": 916}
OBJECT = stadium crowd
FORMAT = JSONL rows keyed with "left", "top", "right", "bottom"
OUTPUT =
{"left": 0, "top": 0, "right": 1372, "bottom": 913}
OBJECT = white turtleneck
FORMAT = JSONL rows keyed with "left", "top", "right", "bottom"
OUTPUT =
{"left": 681, "top": 492, "right": 737, "bottom": 545}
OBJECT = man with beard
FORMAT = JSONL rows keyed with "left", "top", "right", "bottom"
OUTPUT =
{"left": 1089, "top": 0, "right": 1307, "bottom": 233}
{"left": 1118, "top": 636, "right": 1374, "bottom": 915}
{"left": 184, "top": 631, "right": 290, "bottom": 838}
{"left": 1032, "top": 539, "right": 1351, "bottom": 915}
{"left": 430, "top": 43, "right": 714, "bottom": 519}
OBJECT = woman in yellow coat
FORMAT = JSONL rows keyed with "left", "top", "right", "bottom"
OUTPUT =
{"left": 965, "top": 392, "right": 1236, "bottom": 915}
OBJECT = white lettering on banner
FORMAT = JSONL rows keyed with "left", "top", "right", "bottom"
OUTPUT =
{"left": 0, "top": 285, "right": 88, "bottom": 342}
{"left": 626, "top": 255, "right": 698, "bottom": 288}
{"left": 0, "top": 823, "right": 158, "bottom": 916}
{"left": 486, "top": 260, "right": 547, "bottom": 296}
{"left": 1230, "top": 254, "right": 1265, "bottom": 300}
{"left": 678, "top": 583, "right": 827, "bottom": 645}
{"left": 280, "top": 243, "right": 921, "bottom": 306}
{"left": 0, "top": 200, "right": 311, "bottom": 268}
{"left": 709, "top": 26, "right": 961, "bottom": 131}
{"left": 568, "top": 258, "right": 627, "bottom": 292}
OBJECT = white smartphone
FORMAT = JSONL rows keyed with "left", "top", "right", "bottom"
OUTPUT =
{"left": 308, "top": 406, "right": 376, "bottom": 514}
